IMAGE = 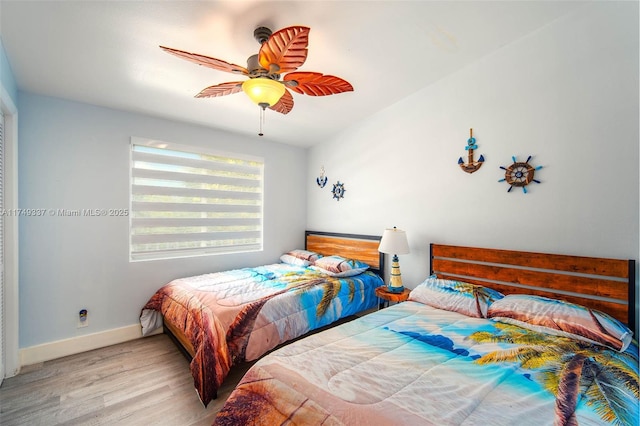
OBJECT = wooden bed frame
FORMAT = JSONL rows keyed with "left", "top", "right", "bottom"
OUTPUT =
{"left": 165, "top": 230, "right": 385, "bottom": 358}
{"left": 430, "top": 243, "right": 636, "bottom": 335}
{"left": 305, "top": 230, "right": 384, "bottom": 277}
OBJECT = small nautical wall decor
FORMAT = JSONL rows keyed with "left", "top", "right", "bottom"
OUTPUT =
{"left": 332, "top": 181, "right": 346, "bottom": 201}
{"left": 316, "top": 166, "right": 328, "bottom": 188}
{"left": 499, "top": 156, "right": 542, "bottom": 193}
{"left": 458, "top": 128, "right": 485, "bottom": 173}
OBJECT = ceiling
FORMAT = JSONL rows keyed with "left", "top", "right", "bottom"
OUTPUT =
{"left": 0, "top": 1, "right": 584, "bottom": 147}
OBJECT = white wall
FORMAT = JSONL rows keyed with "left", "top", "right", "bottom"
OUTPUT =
{"left": 308, "top": 3, "right": 639, "bottom": 324}
{"left": 18, "top": 93, "right": 307, "bottom": 349}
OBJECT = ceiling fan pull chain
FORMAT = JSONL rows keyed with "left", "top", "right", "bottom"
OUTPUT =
{"left": 258, "top": 106, "right": 265, "bottom": 137}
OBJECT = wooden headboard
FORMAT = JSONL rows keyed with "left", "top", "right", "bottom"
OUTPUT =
{"left": 305, "top": 231, "right": 384, "bottom": 277}
{"left": 430, "top": 244, "right": 636, "bottom": 334}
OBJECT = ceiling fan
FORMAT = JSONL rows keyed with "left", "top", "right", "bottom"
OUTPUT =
{"left": 160, "top": 26, "right": 354, "bottom": 123}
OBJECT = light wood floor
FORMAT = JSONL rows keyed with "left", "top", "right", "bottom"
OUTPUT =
{"left": 0, "top": 334, "right": 253, "bottom": 426}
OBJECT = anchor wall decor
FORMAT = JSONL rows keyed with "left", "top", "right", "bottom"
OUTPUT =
{"left": 458, "top": 128, "right": 485, "bottom": 173}
{"left": 316, "top": 166, "right": 328, "bottom": 188}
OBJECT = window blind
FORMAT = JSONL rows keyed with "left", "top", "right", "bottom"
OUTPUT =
{"left": 130, "top": 138, "right": 264, "bottom": 261}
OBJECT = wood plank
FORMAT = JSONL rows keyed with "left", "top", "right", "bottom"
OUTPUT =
{"left": 431, "top": 243, "right": 634, "bottom": 331}
{"left": 0, "top": 335, "right": 247, "bottom": 425}
{"left": 306, "top": 234, "right": 381, "bottom": 270}
{"left": 432, "top": 244, "right": 629, "bottom": 278}
{"left": 432, "top": 258, "right": 628, "bottom": 300}
{"left": 165, "top": 318, "right": 195, "bottom": 357}
{"left": 437, "top": 274, "right": 629, "bottom": 326}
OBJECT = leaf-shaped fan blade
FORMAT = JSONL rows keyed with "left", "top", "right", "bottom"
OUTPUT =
{"left": 258, "top": 26, "right": 309, "bottom": 74}
{"left": 160, "top": 46, "right": 248, "bottom": 75}
{"left": 283, "top": 72, "right": 354, "bottom": 96}
{"left": 269, "top": 90, "right": 294, "bottom": 114}
{"left": 195, "top": 82, "right": 244, "bottom": 98}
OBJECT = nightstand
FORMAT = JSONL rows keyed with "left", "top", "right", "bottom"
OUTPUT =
{"left": 375, "top": 286, "right": 410, "bottom": 309}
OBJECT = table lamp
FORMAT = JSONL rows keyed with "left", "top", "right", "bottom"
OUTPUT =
{"left": 378, "top": 227, "right": 410, "bottom": 293}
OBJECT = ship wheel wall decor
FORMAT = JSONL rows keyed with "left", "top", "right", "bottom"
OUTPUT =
{"left": 499, "top": 155, "right": 542, "bottom": 193}
{"left": 332, "top": 181, "right": 346, "bottom": 201}
{"left": 458, "top": 128, "right": 485, "bottom": 173}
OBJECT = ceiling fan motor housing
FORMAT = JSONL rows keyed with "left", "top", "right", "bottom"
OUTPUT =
{"left": 253, "top": 27, "right": 272, "bottom": 44}
{"left": 246, "top": 54, "right": 280, "bottom": 79}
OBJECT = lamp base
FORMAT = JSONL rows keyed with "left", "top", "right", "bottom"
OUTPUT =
{"left": 386, "top": 285, "right": 405, "bottom": 294}
{"left": 386, "top": 254, "right": 404, "bottom": 293}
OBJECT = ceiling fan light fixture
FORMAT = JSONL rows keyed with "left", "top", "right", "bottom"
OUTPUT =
{"left": 161, "top": 25, "right": 352, "bottom": 117}
{"left": 242, "top": 78, "right": 285, "bottom": 108}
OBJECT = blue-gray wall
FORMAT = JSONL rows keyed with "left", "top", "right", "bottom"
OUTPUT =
{"left": 0, "top": 38, "right": 18, "bottom": 105}
{"left": 17, "top": 93, "right": 307, "bottom": 347}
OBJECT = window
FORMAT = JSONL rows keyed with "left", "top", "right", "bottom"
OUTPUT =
{"left": 130, "top": 138, "right": 263, "bottom": 261}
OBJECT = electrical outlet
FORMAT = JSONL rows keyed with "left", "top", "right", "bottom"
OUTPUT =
{"left": 78, "top": 309, "right": 89, "bottom": 328}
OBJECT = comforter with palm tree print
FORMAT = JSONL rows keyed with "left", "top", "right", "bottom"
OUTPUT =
{"left": 214, "top": 301, "right": 639, "bottom": 426}
{"left": 140, "top": 263, "right": 381, "bottom": 407}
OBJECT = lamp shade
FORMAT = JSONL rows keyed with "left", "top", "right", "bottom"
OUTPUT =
{"left": 378, "top": 227, "right": 410, "bottom": 255}
{"left": 242, "top": 78, "right": 286, "bottom": 108}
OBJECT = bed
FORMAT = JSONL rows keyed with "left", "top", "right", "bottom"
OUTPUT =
{"left": 139, "top": 231, "right": 384, "bottom": 406}
{"left": 214, "top": 243, "right": 638, "bottom": 426}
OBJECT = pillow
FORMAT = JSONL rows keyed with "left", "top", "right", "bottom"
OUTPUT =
{"left": 280, "top": 249, "right": 322, "bottom": 266}
{"left": 487, "top": 294, "right": 633, "bottom": 352}
{"left": 279, "top": 254, "right": 312, "bottom": 267}
{"left": 409, "top": 276, "right": 504, "bottom": 318}
{"left": 311, "top": 255, "right": 369, "bottom": 277}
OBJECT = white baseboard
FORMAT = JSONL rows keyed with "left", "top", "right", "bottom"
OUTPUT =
{"left": 19, "top": 324, "right": 163, "bottom": 368}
